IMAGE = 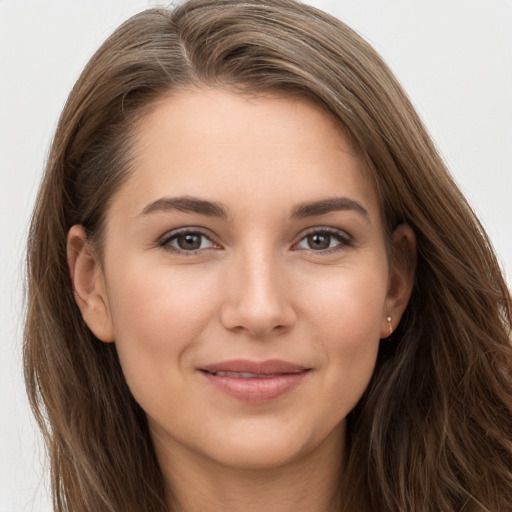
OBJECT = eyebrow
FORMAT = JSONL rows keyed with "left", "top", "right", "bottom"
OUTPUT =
{"left": 139, "top": 196, "right": 229, "bottom": 218}
{"left": 138, "top": 195, "right": 369, "bottom": 222}
{"left": 291, "top": 197, "right": 369, "bottom": 221}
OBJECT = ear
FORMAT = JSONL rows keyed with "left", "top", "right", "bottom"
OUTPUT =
{"left": 381, "top": 224, "right": 416, "bottom": 337}
{"left": 67, "top": 224, "right": 115, "bottom": 343}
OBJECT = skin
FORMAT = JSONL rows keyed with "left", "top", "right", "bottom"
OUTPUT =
{"left": 68, "top": 88, "right": 415, "bottom": 512}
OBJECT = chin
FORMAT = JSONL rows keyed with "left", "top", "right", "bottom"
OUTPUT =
{"left": 222, "top": 441, "right": 300, "bottom": 470}
{"left": 197, "top": 417, "right": 345, "bottom": 471}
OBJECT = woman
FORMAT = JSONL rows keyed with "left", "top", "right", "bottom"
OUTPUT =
{"left": 24, "top": 0, "right": 512, "bottom": 511}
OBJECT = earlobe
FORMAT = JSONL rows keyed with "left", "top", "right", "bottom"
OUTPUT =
{"left": 67, "top": 225, "right": 115, "bottom": 343}
{"left": 382, "top": 224, "right": 416, "bottom": 338}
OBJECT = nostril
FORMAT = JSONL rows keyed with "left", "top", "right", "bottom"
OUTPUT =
{"left": 220, "top": 303, "right": 296, "bottom": 337}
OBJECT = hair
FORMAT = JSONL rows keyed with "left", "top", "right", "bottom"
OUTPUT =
{"left": 24, "top": 1, "right": 512, "bottom": 511}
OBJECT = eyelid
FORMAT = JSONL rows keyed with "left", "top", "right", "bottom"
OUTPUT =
{"left": 158, "top": 226, "right": 221, "bottom": 253}
{"left": 293, "top": 226, "right": 353, "bottom": 252}
{"left": 156, "top": 225, "right": 352, "bottom": 254}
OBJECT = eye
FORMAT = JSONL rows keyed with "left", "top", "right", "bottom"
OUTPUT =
{"left": 295, "top": 228, "right": 351, "bottom": 252}
{"left": 160, "top": 229, "right": 217, "bottom": 253}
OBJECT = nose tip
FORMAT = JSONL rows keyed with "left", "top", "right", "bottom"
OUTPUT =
{"left": 221, "top": 304, "right": 296, "bottom": 337}
{"left": 219, "top": 266, "right": 296, "bottom": 337}
{"left": 220, "top": 291, "right": 297, "bottom": 337}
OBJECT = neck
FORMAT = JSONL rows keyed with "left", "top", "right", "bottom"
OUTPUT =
{"left": 152, "top": 426, "right": 345, "bottom": 512}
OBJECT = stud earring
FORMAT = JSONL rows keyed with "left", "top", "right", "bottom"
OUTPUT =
{"left": 387, "top": 315, "right": 393, "bottom": 336}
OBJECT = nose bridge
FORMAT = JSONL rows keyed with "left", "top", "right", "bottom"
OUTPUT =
{"left": 220, "top": 241, "right": 295, "bottom": 336}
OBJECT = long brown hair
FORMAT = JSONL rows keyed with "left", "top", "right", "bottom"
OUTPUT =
{"left": 24, "top": 1, "right": 512, "bottom": 511}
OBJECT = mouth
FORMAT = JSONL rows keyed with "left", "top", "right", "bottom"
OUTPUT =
{"left": 199, "top": 359, "right": 311, "bottom": 402}
{"left": 203, "top": 371, "right": 288, "bottom": 379}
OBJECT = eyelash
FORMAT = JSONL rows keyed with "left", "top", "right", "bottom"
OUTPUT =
{"left": 159, "top": 227, "right": 352, "bottom": 255}
{"left": 294, "top": 227, "right": 352, "bottom": 254}
{"left": 159, "top": 228, "right": 219, "bottom": 255}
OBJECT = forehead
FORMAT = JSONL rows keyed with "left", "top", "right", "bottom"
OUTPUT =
{"left": 110, "top": 87, "right": 380, "bottom": 223}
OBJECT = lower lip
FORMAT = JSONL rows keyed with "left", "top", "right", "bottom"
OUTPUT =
{"left": 201, "top": 371, "right": 310, "bottom": 402}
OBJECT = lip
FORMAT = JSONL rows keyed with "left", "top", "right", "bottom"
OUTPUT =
{"left": 199, "top": 359, "right": 311, "bottom": 403}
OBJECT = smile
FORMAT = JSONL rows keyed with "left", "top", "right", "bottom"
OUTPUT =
{"left": 199, "top": 359, "right": 311, "bottom": 402}
{"left": 206, "top": 371, "right": 283, "bottom": 379}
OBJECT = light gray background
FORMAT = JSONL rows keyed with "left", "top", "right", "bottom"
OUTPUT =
{"left": 1, "top": 1, "right": 511, "bottom": 510}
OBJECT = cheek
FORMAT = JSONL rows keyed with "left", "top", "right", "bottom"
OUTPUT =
{"left": 300, "top": 264, "right": 387, "bottom": 407}
{"left": 104, "top": 260, "right": 220, "bottom": 399}
{"left": 303, "top": 262, "right": 388, "bottom": 342}
{"left": 107, "top": 260, "right": 219, "bottom": 345}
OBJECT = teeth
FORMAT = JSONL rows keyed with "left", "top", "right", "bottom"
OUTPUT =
{"left": 212, "top": 371, "right": 277, "bottom": 379}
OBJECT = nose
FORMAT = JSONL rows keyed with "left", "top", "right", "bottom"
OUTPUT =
{"left": 219, "top": 250, "right": 297, "bottom": 337}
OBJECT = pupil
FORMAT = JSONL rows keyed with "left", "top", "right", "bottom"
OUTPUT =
{"left": 308, "top": 233, "right": 330, "bottom": 250}
{"left": 178, "top": 233, "right": 201, "bottom": 250}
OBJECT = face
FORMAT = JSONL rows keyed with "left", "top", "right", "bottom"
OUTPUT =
{"left": 69, "top": 88, "right": 414, "bottom": 473}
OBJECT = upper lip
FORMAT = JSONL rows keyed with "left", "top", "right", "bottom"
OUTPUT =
{"left": 200, "top": 359, "right": 310, "bottom": 375}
